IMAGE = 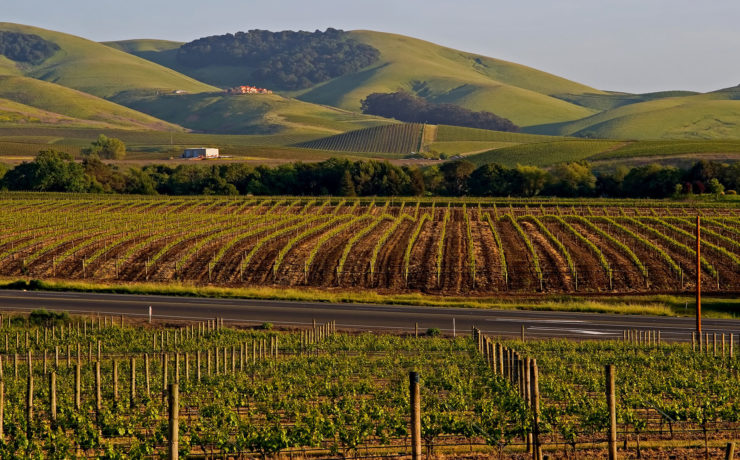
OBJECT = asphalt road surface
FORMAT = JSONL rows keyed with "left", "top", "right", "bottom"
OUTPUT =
{"left": 0, "top": 290, "right": 738, "bottom": 341}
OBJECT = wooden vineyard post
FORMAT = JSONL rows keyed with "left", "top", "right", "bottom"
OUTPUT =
{"left": 0, "top": 381, "right": 3, "bottom": 441}
{"left": 726, "top": 442, "right": 736, "bottom": 460}
{"left": 113, "top": 359, "right": 119, "bottom": 402}
{"left": 168, "top": 383, "right": 179, "bottom": 460}
{"left": 26, "top": 370, "right": 33, "bottom": 440}
{"left": 75, "top": 363, "right": 81, "bottom": 409}
{"left": 145, "top": 354, "right": 151, "bottom": 397}
{"left": 415, "top": 322, "right": 418, "bottom": 338}
{"left": 696, "top": 215, "right": 702, "bottom": 335}
{"left": 606, "top": 365, "right": 618, "bottom": 460}
{"left": 530, "top": 359, "right": 542, "bottom": 460}
{"left": 95, "top": 361, "right": 102, "bottom": 414}
{"left": 521, "top": 324, "right": 525, "bottom": 342}
{"left": 197, "top": 351, "right": 202, "bottom": 383}
{"left": 163, "top": 354, "right": 168, "bottom": 392}
{"left": 130, "top": 357, "right": 136, "bottom": 408}
{"left": 409, "top": 371, "right": 421, "bottom": 460}
{"left": 49, "top": 371, "right": 57, "bottom": 424}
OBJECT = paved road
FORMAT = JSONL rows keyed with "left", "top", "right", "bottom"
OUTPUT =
{"left": 0, "top": 290, "right": 738, "bottom": 341}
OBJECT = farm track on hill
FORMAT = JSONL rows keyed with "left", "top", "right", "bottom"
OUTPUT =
{"left": 0, "top": 196, "right": 738, "bottom": 295}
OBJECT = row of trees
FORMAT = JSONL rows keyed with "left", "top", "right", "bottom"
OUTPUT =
{"left": 360, "top": 91, "right": 519, "bottom": 132}
{"left": 0, "top": 31, "right": 59, "bottom": 64}
{"left": 177, "top": 29, "right": 380, "bottom": 90}
{"left": 0, "top": 151, "right": 736, "bottom": 199}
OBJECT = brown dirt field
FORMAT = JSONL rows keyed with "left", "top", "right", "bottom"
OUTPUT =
{"left": 571, "top": 221, "right": 645, "bottom": 292}
{"left": 620, "top": 220, "right": 703, "bottom": 290}
{"left": 373, "top": 218, "right": 415, "bottom": 290}
{"left": 471, "top": 219, "right": 507, "bottom": 292}
{"left": 438, "top": 210, "right": 470, "bottom": 293}
{"left": 520, "top": 220, "right": 572, "bottom": 292}
{"left": 338, "top": 220, "right": 392, "bottom": 289}
{"left": 591, "top": 220, "right": 679, "bottom": 291}
{"left": 2, "top": 200, "right": 738, "bottom": 296}
{"left": 305, "top": 219, "right": 371, "bottom": 287}
{"left": 407, "top": 218, "right": 440, "bottom": 293}
{"left": 496, "top": 219, "right": 538, "bottom": 292}
{"left": 544, "top": 220, "right": 612, "bottom": 292}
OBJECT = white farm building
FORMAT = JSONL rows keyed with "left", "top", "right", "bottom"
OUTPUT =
{"left": 182, "top": 148, "right": 219, "bottom": 159}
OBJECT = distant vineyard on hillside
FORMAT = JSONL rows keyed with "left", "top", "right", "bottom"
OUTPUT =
{"left": 294, "top": 123, "right": 423, "bottom": 154}
{"left": 2, "top": 195, "right": 738, "bottom": 296}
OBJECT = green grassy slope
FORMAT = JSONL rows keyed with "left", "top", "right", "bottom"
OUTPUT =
{"left": 0, "top": 76, "right": 183, "bottom": 130}
{"left": 530, "top": 86, "right": 740, "bottom": 139}
{"left": 296, "top": 31, "right": 601, "bottom": 127}
{"left": 112, "top": 31, "right": 602, "bottom": 127}
{"left": 466, "top": 140, "right": 624, "bottom": 167}
{"left": 0, "top": 23, "right": 217, "bottom": 98}
{"left": 113, "top": 92, "right": 391, "bottom": 135}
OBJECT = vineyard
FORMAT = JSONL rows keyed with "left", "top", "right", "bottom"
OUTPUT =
{"left": 294, "top": 124, "right": 423, "bottom": 155}
{"left": 0, "top": 311, "right": 738, "bottom": 458}
{"left": 0, "top": 195, "right": 738, "bottom": 295}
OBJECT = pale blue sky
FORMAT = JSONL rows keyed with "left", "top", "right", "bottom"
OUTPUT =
{"left": 5, "top": 0, "right": 739, "bottom": 93}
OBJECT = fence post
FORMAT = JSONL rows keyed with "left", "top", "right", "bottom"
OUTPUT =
{"left": 145, "top": 353, "right": 150, "bottom": 397}
{"left": 0, "top": 381, "right": 3, "bottom": 441}
{"left": 409, "top": 371, "right": 421, "bottom": 460}
{"left": 606, "top": 364, "right": 618, "bottom": 460}
{"left": 49, "top": 371, "right": 57, "bottom": 424}
{"left": 531, "top": 359, "right": 542, "bottom": 460}
{"left": 113, "top": 359, "right": 119, "bottom": 402}
{"left": 168, "top": 383, "right": 179, "bottom": 460}
{"left": 726, "top": 442, "right": 736, "bottom": 460}
{"left": 95, "top": 361, "right": 101, "bottom": 414}
{"left": 75, "top": 363, "right": 81, "bottom": 409}
{"left": 26, "top": 371, "right": 33, "bottom": 440}
{"left": 130, "top": 357, "right": 136, "bottom": 408}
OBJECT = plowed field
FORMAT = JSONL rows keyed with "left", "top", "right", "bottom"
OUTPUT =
{"left": 2, "top": 196, "right": 738, "bottom": 295}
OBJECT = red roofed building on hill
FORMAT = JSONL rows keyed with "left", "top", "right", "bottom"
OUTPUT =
{"left": 228, "top": 85, "right": 273, "bottom": 95}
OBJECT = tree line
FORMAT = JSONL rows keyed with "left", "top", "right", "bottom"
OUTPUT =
{"left": 361, "top": 92, "right": 519, "bottom": 132}
{"left": 0, "top": 150, "right": 736, "bottom": 199}
{"left": 176, "top": 29, "right": 380, "bottom": 90}
{"left": 0, "top": 31, "right": 59, "bottom": 64}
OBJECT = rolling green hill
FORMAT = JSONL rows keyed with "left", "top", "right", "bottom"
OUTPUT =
{"left": 107, "top": 31, "right": 603, "bottom": 127}
{"left": 0, "top": 23, "right": 217, "bottom": 98}
{"left": 113, "top": 91, "right": 391, "bottom": 135}
{"left": 529, "top": 86, "right": 740, "bottom": 139}
{"left": 104, "top": 31, "right": 740, "bottom": 140}
{"left": 0, "top": 75, "right": 183, "bottom": 130}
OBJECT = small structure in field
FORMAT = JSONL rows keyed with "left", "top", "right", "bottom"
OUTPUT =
{"left": 227, "top": 85, "right": 273, "bottom": 95}
{"left": 182, "top": 148, "right": 219, "bottom": 159}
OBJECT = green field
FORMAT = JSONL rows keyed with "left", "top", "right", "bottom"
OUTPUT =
{"left": 467, "top": 139, "right": 625, "bottom": 167}
{"left": 529, "top": 87, "right": 740, "bottom": 139}
{"left": 0, "top": 76, "right": 182, "bottom": 130}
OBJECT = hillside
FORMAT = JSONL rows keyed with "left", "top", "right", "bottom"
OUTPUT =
{"left": 104, "top": 31, "right": 740, "bottom": 139}
{"left": 108, "top": 31, "right": 603, "bottom": 127}
{"left": 0, "top": 23, "right": 217, "bottom": 98}
{"left": 529, "top": 86, "right": 740, "bottom": 139}
{"left": 0, "top": 75, "right": 183, "bottom": 130}
{"left": 113, "top": 91, "right": 391, "bottom": 135}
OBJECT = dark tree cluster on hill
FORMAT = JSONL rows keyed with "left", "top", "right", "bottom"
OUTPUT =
{"left": 361, "top": 91, "right": 519, "bottom": 132}
{"left": 0, "top": 31, "right": 59, "bottom": 64}
{"left": 0, "top": 151, "right": 737, "bottom": 199}
{"left": 176, "top": 29, "right": 380, "bottom": 90}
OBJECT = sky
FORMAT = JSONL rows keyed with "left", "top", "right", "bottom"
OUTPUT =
{"left": 4, "top": 0, "right": 740, "bottom": 94}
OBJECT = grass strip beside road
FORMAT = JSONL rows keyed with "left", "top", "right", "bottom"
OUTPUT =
{"left": 0, "top": 278, "right": 737, "bottom": 318}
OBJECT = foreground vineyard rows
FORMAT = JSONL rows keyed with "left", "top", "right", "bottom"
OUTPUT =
{"left": 1, "top": 195, "right": 738, "bottom": 294}
{"left": 0, "top": 312, "right": 738, "bottom": 458}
